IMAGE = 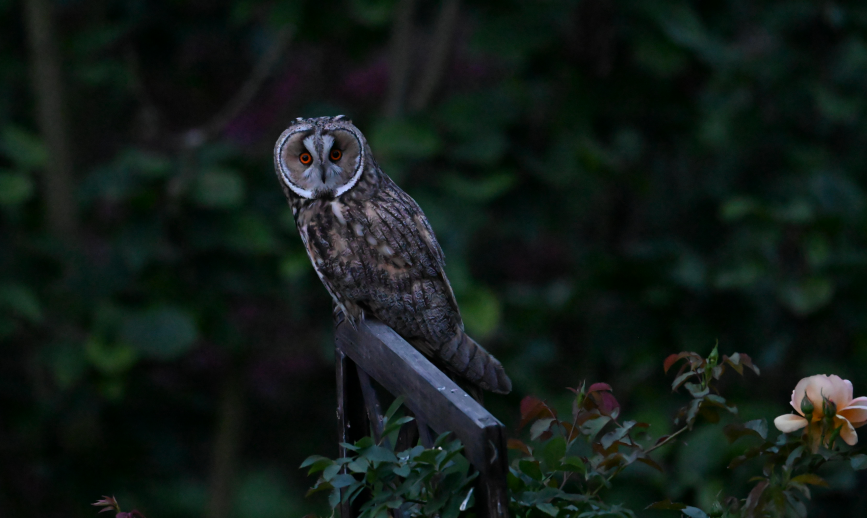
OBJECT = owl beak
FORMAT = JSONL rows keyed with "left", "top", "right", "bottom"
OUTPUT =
{"left": 319, "top": 165, "right": 328, "bottom": 184}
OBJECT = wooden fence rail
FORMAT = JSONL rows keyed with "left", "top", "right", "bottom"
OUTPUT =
{"left": 334, "top": 315, "right": 510, "bottom": 518}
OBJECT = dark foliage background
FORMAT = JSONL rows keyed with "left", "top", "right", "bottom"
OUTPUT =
{"left": 2, "top": 0, "right": 867, "bottom": 516}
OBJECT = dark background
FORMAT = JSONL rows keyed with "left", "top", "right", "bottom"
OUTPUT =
{"left": 2, "top": 0, "right": 867, "bottom": 516}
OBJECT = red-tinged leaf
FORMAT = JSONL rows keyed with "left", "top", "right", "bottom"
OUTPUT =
{"left": 530, "top": 418, "right": 556, "bottom": 440}
{"left": 507, "top": 439, "right": 530, "bottom": 455}
{"left": 699, "top": 405, "right": 721, "bottom": 423}
{"left": 562, "top": 421, "right": 577, "bottom": 441}
{"left": 739, "top": 353, "right": 760, "bottom": 375}
{"left": 654, "top": 434, "right": 671, "bottom": 446}
{"left": 663, "top": 353, "right": 681, "bottom": 374}
{"left": 744, "top": 480, "right": 769, "bottom": 513}
{"left": 633, "top": 422, "right": 650, "bottom": 428}
{"left": 636, "top": 456, "right": 663, "bottom": 472}
{"left": 684, "top": 399, "right": 702, "bottom": 428}
{"left": 790, "top": 474, "right": 828, "bottom": 487}
{"left": 671, "top": 371, "right": 697, "bottom": 391}
{"left": 646, "top": 498, "right": 686, "bottom": 510}
{"left": 92, "top": 496, "right": 119, "bottom": 509}
{"left": 519, "top": 396, "right": 554, "bottom": 429}
{"left": 664, "top": 352, "right": 705, "bottom": 373}
{"left": 598, "top": 453, "right": 625, "bottom": 470}
{"left": 587, "top": 382, "right": 613, "bottom": 393}
{"left": 723, "top": 354, "right": 744, "bottom": 375}
{"left": 600, "top": 421, "right": 636, "bottom": 450}
{"left": 589, "top": 390, "right": 620, "bottom": 417}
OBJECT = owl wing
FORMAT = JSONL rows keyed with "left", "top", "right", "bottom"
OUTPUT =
{"left": 349, "top": 183, "right": 463, "bottom": 355}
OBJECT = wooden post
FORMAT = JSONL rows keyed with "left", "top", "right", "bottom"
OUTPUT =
{"left": 334, "top": 318, "right": 510, "bottom": 518}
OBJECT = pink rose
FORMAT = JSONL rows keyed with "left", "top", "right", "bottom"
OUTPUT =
{"left": 774, "top": 374, "right": 867, "bottom": 449}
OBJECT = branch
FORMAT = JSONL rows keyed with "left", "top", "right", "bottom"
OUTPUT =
{"left": 645, "top": 426, "right": 688, "bottom": 454}
{"left": 384, "top": 0, "right": 418, "bottom": 118}
{"left": 206, "top": 374, "right": 245, "bottom": 518}
{"left": 23, "top": 0, "right": 78, "bottom": 240}
{"left": 178, "top": 27, "right": 293, "bottom": 148}
{"left": 409, "top": 0, "right": 460, "bottom": 112}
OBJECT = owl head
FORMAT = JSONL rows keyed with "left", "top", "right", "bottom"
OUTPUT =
{"left": 274, "top": 115, "right": 370, "bottom": 200}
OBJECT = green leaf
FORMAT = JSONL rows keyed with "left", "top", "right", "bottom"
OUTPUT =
{"left": 789, "top": 473, "right": 828, "bottom": 487}
{"left": 458, "top": 285, "right": 501, "bottom": 338}
{"left": 226, "top": 213, "right": 278, "bottom": 254}
{"left": 540, "top": 436, "right": 567, "bottom": 468}
{"left": 0, "top": 171, "right": 34, "bottom": 206}
{"left": 349, "top": 0, "right": 397, "bottom": 26}
{"left": 681, "top": 507, "right": 709, "bottom": 518}
{"left": 1, "top": 126, "right": 47, "bottom": 170}
{"left": 779, "top": 277, "right": 835, "bottom": 316}
{"left": 84, "top": 337, "right": 138, "bottom": 375}
{"left": 329, "top": 474, "right": 357, "bottom": 489}
{"left": 536, "top": 502, "right": 559, "bottom": 516}
{"left": 518, "top": 460, "right": 543, "bottom": 481}
{"left": 382, "top": 416, "right": 414, "bottom": 437}
{"left": 442, "top": 171, "right": 517, "bottom": 202}
{"left": 361, "top": 445, "right": 398, "bottom": 464}
{"left": 300, "top": 455, "right": 330, "bottom": 468}
{"left": 369, "top": 119, "right": 441, "bottom": 160}
{"left": 560, "top": 456, "right": 586, "bottom": 475}
{"left": 322, "top": 463, "right": 341, "bottom": 481}
{"left": 191, "top": 168, "right": 246, "bottom": 208}
{"left": 0, "top": 283, "right": 43, "bottom": 323}
{"left": 120, "top": 306, "right": 198, "bottom": 360}
{"left": 384, "top": 395, "right": 405, "bottom": 420}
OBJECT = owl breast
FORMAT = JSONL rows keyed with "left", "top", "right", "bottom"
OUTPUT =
{"left": 297, "top": 193, "right": 460, "bottom": 353}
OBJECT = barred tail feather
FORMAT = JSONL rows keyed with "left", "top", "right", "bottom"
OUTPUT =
{"left": 438, "top": 329, "right": 512, "bottom": 394}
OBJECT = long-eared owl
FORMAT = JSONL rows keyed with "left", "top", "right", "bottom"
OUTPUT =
{"left": 273, "top": 115, "right": 512, "bottom": 394}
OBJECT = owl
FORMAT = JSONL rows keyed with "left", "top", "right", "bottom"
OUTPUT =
{"left": 273, "top": 115, "right": 512, "bottom": 395}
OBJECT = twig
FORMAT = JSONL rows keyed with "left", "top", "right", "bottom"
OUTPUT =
{"left": 645, "top": 426, "right": 688, "bottom": 454}
{"left": 206, "top": 374, "right": 245, "bottom": 518}
{"left": 408, "top": 0, "right": 460, "bottom": 112}
{"left": 178, "top": 27, "right": 293, "bottom": 148}
{"left": 384, "top": 0, "right": 418, "bottom": 118}
{"left": 23, "top": 0, "right": 78, "bottom": 240}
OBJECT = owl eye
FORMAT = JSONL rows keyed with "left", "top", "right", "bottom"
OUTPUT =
{"left": 299, "top": 153, "right": 313, "bottom": 165}
{"left": 330, "top": 149, "right": 342, "bottom": 161}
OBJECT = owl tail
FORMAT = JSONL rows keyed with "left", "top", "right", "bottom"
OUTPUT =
{"left": 438, "top": 329, "right": 512, "bottom": 394}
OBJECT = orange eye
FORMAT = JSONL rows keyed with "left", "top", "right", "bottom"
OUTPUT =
{"left": 330, "top": 149, "right": 342, "bottom": 161}
{"left": 299, "top": 153, "right": 312, "bottom": 165}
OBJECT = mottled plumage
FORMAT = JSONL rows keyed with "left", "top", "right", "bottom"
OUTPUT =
{"left": 273, "top": 115, "right": 511, "bottom": 394}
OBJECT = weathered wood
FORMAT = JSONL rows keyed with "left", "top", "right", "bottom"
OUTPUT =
{"left": 336, "top": 348, "right": 368, "bottom": 518}
{"left": 335, "top": 318, "right": 510, "bottom": 518}
{"left": 356, "top": 367, "right": 384, "bottom": 443}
